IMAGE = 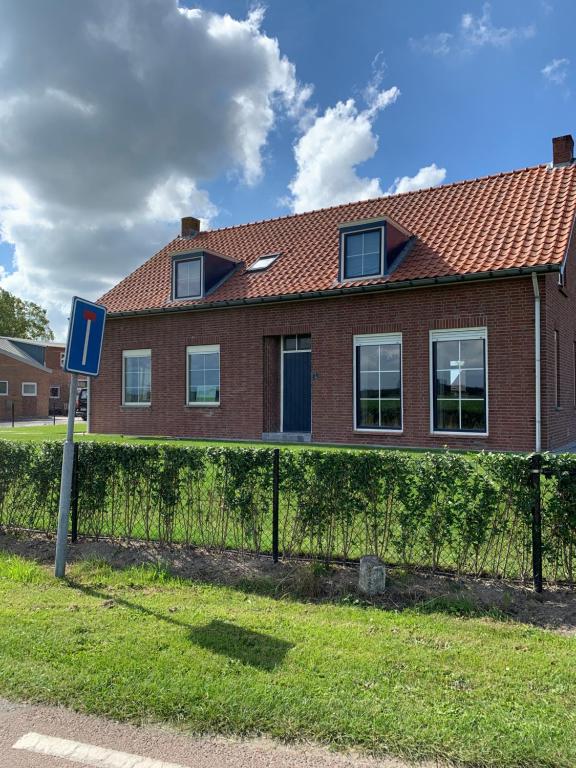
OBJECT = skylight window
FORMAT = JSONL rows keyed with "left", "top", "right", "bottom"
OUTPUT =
{"left": 246, "top": 254, "right": 279, "bottom": 272}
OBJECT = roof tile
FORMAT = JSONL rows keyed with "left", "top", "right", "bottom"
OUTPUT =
{"left": 100, "top": 163, "right": 576, "bottom": 313}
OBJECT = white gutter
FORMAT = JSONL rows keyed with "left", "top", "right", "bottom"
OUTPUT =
{"left": 532, "top": 272, "right": 541, "bottom": 452}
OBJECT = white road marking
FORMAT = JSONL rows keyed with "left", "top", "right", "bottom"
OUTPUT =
{"left": 13, "top": 732, "right": 192, "bottom": 768}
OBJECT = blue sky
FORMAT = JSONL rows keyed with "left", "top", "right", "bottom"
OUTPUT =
{"left": 198, "top": 0, "right": 575, "bottom": 226}
{"left": 0, "top": 0, "right": 574, "bottom": 335}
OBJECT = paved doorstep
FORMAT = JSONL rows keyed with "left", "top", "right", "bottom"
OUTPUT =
{"left": 0, "top": 699, "right": 434, "bottom": 768}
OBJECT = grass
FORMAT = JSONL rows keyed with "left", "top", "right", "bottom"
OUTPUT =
{"left": 0, "top": 422, "right": 461, "bottom": 453}
{"left": 0, "top": 552, "right": 574, "bottom": 767}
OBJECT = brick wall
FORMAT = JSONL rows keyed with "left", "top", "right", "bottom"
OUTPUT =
{"left": 0, "top": 356, "right": 51, "bottom": 420}
{"left": 541, "top": 217, "right": 576, "bottom": 450}
{"left": 91, "top": 276, "right": 551, "bottom": 451}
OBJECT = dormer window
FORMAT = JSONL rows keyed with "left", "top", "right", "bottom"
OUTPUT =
{"left": 340, "top": 221, "right": 385, "bottom": 281}
{"left": 174, "top": 256, "right": 202, "bottom": 299}
{"left": 339, "top": 217, "right": 412, "bottom": 282}
{"left": 171, "top": 249, "right": 236, "bottom": 301}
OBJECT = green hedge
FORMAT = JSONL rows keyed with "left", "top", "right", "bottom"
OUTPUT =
{"left": 1, "top": 441, "right": 575, "bottom": 582}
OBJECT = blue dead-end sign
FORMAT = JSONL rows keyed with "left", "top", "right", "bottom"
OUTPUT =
{"left": 64, "top": 297, "right": 106, "bottom": 377}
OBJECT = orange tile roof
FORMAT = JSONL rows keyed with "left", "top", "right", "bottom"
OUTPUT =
{"left": 100, "top": 162, "right": 576, "bottom": 314}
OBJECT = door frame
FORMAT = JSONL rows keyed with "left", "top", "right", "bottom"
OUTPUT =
{"left": 280, "top": 335, "right": 312, "bottom": 433}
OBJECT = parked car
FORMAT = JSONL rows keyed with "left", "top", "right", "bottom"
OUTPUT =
{"left": 76, "top": 388, "right": 87, "bottom": 420}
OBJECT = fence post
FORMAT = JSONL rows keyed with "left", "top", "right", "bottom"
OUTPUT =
{"left": 11, "top": 402, "right": 14, "bottom": 428}
{"left": 531, "top": 452, "right": 543, "bottom": 594}
{"left": 71, "top": 442, "right": 79, "bottom": 543}
{"left": 272, "top": 448, "right": 279, "bottom": 564}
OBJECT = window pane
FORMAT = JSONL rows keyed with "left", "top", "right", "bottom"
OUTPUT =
{"left": 380, "top": 344, "right": 400, "bottom": 371}
{"left": 460, "top": 369, "right": 485, "bottom": 398}
{"left": 344, "top": 254, "right": 364, "bottom": 278}
{"left": 436, "top": 369, "right": 460, "bottom": 398}
{"left": 190, "top": 370, "right": 204, "bottom": 387}
{"left": 461, "top": 339, "right": 484, "bottom": 368}
{"left": 363, "top": 251, "right": 381, "bottom": 276}
{"left": 297, "top": 335, "right": 311, "bottom": 351}
{"left": 435, "top": 340, "right": 460, "bottom": 370}
{"left": 359, "top": 399, "right": 379, "bottom": 427}
{"left": 359, "top": 345, "right": 379, "bottom": 371}
{"left": 380, "top": 371, "right": 400, "bottom": 398}
{"left": 203, "top": 353, "right": 220, "bottom": 370}
{"left": 189, "top": 353, "right": 205, "bottom": 370}
{"left": 190, "top": 385, "right": 219, "bottom": 403}
{"left": 363, "top": 230, "right": 381, "bottom": 254}
{"left": 436, "top": 399, "right": 459, "bottom": 430}
{"left": 345, "top": 232, "right": 363, "bottom": 257}
{"left": 461, "top": 399, "right": 486, "bottom": 431}
{"left": 176, "top": 259, "right": 201, "bottom": 299}
{"left": 284, "top": 336, "right": 297, "bottom": 351}
{"left": 380, "top": 399, "right": 401, "bottom": 429}
{"left": 0, "top": 382, "right": 7, "bottom": 395}
{"left": 204, "top": 369, "right": 219, "bottom": 386}
{"left": 359, "top": 372, "right": 379, "bottom": 399}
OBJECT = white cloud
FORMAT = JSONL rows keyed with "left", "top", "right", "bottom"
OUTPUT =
{"left": 0, "top": 0, "right": 309, "bottom": 336}
{"left": 388, "top": 164, "right": 447, "bottom": 195}
{"left": 542, "top": 58, "right": 570, "bottom": 85}
{"left": 411, "top": 3, "right": 534, "bottom": 56}
{"left": 461, "top": 5, "right": 535, "bottom": 47}
{"left": 288, "top": 87, "right": 400, "bottom": 214}
{"left": 287, "top": 76, "right": 447, "bottom": 214}
{"left": 410, "top": 33, "right": 453, "bottom": 56}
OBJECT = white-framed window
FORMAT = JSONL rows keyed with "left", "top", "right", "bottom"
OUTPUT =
{"left": 187, "top": 345, "right": 220, "bottom": 406}
{"left": 173, "top": 256, "right": 202, "bottom": 300}
{"left": 354, "top": 333, "right": 402, "bottom": 431}
{"left": 22, "top": 382, "right": 37, "bottom": 397}
{"left": 0, "top": 381, "right": 7, "bottom": 396}
{"left": 122, "top": 349, "right": 151, "bottom": 405}
{"left": 430, "top": 327, "right": 488, "bottom": 435}
{"left": 49, "top": 386, "right": 60, "bottom": 399}
{"left": 341, "top": 227, "right": 384, "bottom": 280}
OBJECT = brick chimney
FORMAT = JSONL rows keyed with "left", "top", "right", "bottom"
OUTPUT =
{"left": 181, "top": 216, "right": 201, "bottom": 237}
{"left": 552, "top": 134, "right": 574, "bottom": 166}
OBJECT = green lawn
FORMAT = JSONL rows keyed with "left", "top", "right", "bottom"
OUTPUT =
{"left": 0, "top": 423, "right": 456, "bottom": 453}
{"left": 0, "top": 552, "right": 574, "bottom": 767}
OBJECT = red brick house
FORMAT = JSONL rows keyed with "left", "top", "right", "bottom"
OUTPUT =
{"left": 93, "top": 135, "right": 576, "bottom": 452}
{"left": 0, "top": 337, "right": 71, "bottom": 420}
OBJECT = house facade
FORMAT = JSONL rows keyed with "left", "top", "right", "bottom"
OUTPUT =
{"left": 93, "top": 135, "right": 576, "bottom": 452}
{"left": 0, "top": 338, "right": 72, "bottom": 420}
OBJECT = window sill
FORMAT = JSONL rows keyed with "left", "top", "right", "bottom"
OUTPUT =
{"left": 185, "top": 403, "right": 220, "bottom": 408}
{"left": 354, "top": 428, "right": 403, "bottom": 434}
{"left": 430, "top": 431, "right": 488, "bottom": 438}
{"left": 121, "top": 404, "right": 151, "bottom": 410}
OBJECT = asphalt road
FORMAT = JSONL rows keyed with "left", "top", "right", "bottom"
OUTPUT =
{"left": 0, "top": 699, "right": 428, "bottom": 768}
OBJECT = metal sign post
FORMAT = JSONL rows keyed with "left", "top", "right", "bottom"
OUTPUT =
{"left": 54, "top": 373, "right": 78, "bottom": 577}
{"left": 55, "top": 297, "right": 106, "bottom": 578}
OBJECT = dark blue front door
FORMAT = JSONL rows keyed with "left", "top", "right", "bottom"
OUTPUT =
{"left": 283, "top": 348, "right": 311, "bottom": 432}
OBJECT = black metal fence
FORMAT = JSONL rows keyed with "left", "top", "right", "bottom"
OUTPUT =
{"left": 1, "top": 441, "right": 575, "bottom": 589}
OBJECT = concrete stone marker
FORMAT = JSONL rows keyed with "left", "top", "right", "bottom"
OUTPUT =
{"left": 359, "top": 555, "right": 386, "bottom": 595}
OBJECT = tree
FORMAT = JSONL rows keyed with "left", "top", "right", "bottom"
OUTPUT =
{"left": 0, "top": 288, "right": 54, "bottom": 341}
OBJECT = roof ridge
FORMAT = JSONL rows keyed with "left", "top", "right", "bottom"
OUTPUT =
{"left": 195, "top": 162, "right": 552, "bottom": 237}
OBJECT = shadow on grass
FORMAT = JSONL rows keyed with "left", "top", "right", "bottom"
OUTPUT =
{"left": 67, "top": 579, "right": 293, "bottom": 670}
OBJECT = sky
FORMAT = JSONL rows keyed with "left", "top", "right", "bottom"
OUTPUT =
{"left": 0, "top": 0, "right": 574, "bottom": 339}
